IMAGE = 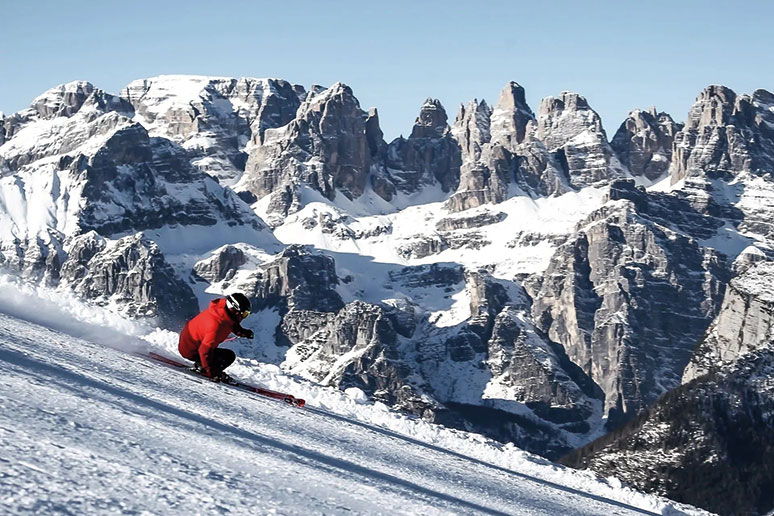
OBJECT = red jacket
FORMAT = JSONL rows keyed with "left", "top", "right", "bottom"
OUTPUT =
{"left": 178, "top": 298, "right": 242, "bottom": 376}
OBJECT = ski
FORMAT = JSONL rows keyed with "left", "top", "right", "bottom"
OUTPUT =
{"left": 147, "top": 352, "right": 305, "bottom": 408}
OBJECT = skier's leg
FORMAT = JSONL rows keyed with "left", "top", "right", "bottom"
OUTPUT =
{"left": 213, "top": 348, "right": 236, "bottom": 373}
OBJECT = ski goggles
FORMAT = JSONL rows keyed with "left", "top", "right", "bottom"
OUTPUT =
{"left": 240, "top": 310, "right": 251, "bottom": 319}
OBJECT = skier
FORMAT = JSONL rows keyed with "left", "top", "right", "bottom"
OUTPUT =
{"left": 178, "top": 293, "right": 254, "bottom": 382}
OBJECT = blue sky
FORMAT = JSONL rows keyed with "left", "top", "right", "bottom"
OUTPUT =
{"left": 2, "top": 1, "right": 772, "bottom": 139}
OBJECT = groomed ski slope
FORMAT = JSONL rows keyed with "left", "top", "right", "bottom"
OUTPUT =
{"left": 0, "top": 310, "right": 707, "bottom": 515}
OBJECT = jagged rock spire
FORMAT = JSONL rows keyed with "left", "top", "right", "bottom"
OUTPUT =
{"left": 671, "top": 84, "right": 774, "bottom": 183}
{"left": 611, "top": 108, "right": 682, "bottom": 182}
{"left": 410, "top": 98, "right": 450, "bottom": 139}
{"left": 490, "top": 81, "right": 534, "bottom": 148}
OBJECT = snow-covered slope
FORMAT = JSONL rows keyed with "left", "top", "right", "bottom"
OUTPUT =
{"left": 0, "top": 302, "right": 705, "bottom": 515}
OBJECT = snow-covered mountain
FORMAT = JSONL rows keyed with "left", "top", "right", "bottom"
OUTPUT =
{"left": 2, "top": 75, "right": 774, "bottom": 514}
{"left": 562, "top": 260, "right": 774, "bottom": 515}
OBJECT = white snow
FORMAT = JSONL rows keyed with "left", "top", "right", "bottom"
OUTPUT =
{"left": 0, "top": 288, "right": 708, "bottom": 515}
{"left": 270, "top": 184, "right": 608, "bottom": 285}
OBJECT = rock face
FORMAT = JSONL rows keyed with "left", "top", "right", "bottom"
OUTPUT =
{"left": 446, "top": 99, "right": 512, "bottom": 212}
{"left": 485, "top": 307, "right": 600, "bottom": 428}
{"left": 447, "top": 83, "right": 627, "bottom": 212}
{"left": 252, "top": 245, "right": 344, "bottom": 313}
{"left": 282, "top": 300, "right": 430, "bottom": 412}
{"left": 386, "top": 266, "right": 604, "bottom": 457}
{"left": 537, "top": 92, "right": 626, "bottom": 188}
{"left": 121, "top": 75, "right": 303, "bottom": 184}
{"left": 545, "top": 88, "right": 774, "bottom": 505}
{"left": 62, "top": 232, "right": 199, "bottom": 328}
{"left": 445, "top": 82, "right": 574, "bottom": 212}
{"left": 238, "top": 83, "right": 373, "bottom": 219}
{"left": 192, "top": 245, "right": 248, "bottom": 284}
{"left": 31, "top": 81, "right": 99, "bottom": 119}
{"left": 490, "top": 81, "right": 534, "bottom": 149}
{"left": 561, "top": 254, "right": 774, "bottom": 516}
{"left": 529, "top": 180, "right": 730, "bottom": 425}
{"left": 561, "top": 348, "right": 774, "bottom": 516}
{"left": 383, "top": 99, "right": 462, "bottom": 196}
{"left": 683, "top": 260, "right": 774, "bottom": 382}
{"left": 671, "top": 85, "right": 774, "bottom": 183}
{"left": 610, "top": 107, "right": 682, "bottom": 182}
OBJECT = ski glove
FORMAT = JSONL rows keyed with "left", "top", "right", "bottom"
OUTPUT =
{"left": 235, "top": 328, "right": 254, "bottom": 339}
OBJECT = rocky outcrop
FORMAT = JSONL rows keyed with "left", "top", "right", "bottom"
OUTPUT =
{"left": 405, "top": 269, "right": 602, "bottom": 457}
{"left": 62, "top": 233, "right": 199, "bottom": 329}
{"left": 464, "top": 269, "right": 509, "bottom": 343}
{"left": 31, "top": 81, "right": 97, "bottom": 119}
{"left": 121, "top": 76, "right": 303, "bottom": 183}
{"left": 192, "top": 245, "right": 248, "bottom": 284}
{"left": 490, "top": 81, "right": 534, "bottom": 149}
{"left": 83, "top": 125, "right": 262, "bottom": 235}
{"left": 282, "top": 300, "right": 432, "bottom": 413}
{"left": 446, "top": 98, "right": 511, "bottom": 212}
{"left": 1, "top": 91, "right": 264, "bottom": 237}
{"left": 562, "top": 241, "right": 774, "bottom": 516}
{"left": 452, "top": 99, "right": 492, "bottom": 162}
{"left": 448, "top": 83, "right": 613, "bottom": 212}
{"left": 384, "top": 99, "right": 462, "bottom": 195}
{"left": 436, "top": 211, "right": 506, "bottom": 231}
{"left": 530, "top": 181, "right": 730, "bottom": 425}
{"left": 683, "top": 260, "right": 774, "bottom": 382}
{"left": 446, "top": 84, "right": 533, "bottom": 212}
{"left": 250, "top": 245, "right": 344, "bottom": 313}
{"left": 388, "top": 263, "right": 465, "bottom": 289}
{"left": 671, "top": 86, "right": 774, "bottom": 183}
{"left": 512, "top": 134, "right": 572, "bottom": 197}
{"left": 610, "top": 107, "right": 682, "bottom": 182}
{"left": 537, "top": 92, "right": 626, "bottom": 188}
{"left": 486, "top": 307, "right": 599, "bottom": 429}
{"left": 445, "top": 144, "right": 514, "bottom": 212}
{"left": 238, "top": 83, "right": 372, "bottom": 218}
{"left": 562, "top": 348, "right": 774, "bottom": 516}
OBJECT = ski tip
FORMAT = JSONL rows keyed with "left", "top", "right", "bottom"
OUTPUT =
{"left": 282, "top": 396, "right": 306, "bottom": 408}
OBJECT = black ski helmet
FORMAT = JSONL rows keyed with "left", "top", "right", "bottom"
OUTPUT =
{"left": 226, "top": 293, "right": 251, "bottom": 318}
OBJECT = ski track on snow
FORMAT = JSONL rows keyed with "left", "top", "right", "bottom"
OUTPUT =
{"left": 0, "top": 313, "right": 678, "bottom": 516}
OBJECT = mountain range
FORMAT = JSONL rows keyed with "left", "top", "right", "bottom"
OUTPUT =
{"left": 2, "top": 75, "right": 773, "bottom": 514}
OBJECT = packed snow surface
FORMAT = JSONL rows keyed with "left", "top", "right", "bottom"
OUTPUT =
{"left": 0, "top": 289, "right": 707, "bottom": 515}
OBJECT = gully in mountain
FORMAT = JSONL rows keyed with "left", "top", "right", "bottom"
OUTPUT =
{"left": 178, "top": 293, "right": 254, "bottom": 382}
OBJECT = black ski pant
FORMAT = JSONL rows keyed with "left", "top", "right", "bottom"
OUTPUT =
{"left": 195, "top": 348, "right": 236, "bottom": 375}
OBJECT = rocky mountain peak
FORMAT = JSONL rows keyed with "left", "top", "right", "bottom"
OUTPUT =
{"left": 294, "top": 81, "right": 365, "bottom": 136}
{"left": 672, "top": 84, "right": 774, "bottom": 183}
{"left": 238, "top": 81, "right": 373, "bottom": 214}
{"left": 536, "top": 91, "right": 624, "bottom": 188}
{"left": 410, "top": 98, "right": 449, "bottom": 139}
{"left": 452, "top": 99, "right": 492, "bottom": 161}
{"left": 383, "top": 98, "right": 461, "bottom": 196}
{"left": 31, "top": 81, "right": 95, "bottom": 119}
{"left": 537, "top": 92, "right": 604, "bottom": 149}
{"left": 365, "top": 107, "right": 385, "bottom": 158}
{"left": 490, "top": 81, "right": 535, "bottom": 148}
{"left": 686, "top": 84, "right": 738, "bottom": 129}
{"left": 119, "top": 75, "right": 304, "bottom": 184}
{"left": 610, "top": 107, "right": 682, "bottom": 181}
